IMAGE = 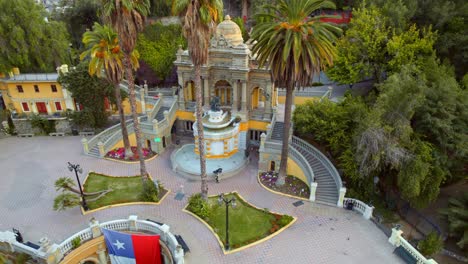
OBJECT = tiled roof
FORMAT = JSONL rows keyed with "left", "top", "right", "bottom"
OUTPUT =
{"left": 2, "top": 73, "right": 59, "bottom": 82}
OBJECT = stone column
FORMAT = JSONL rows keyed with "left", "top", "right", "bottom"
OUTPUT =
{"left": 364, "top": 205, "right": 375, "bottom": 220}
{"left": 203, "top": 78, "right": 209, "bottom": 108}
{"left": 140, "top": 88, "right": 146, "bottom": 114}
{"left": 309, "top": 182, "right": 318, "bottom": 202}
{"left": 97, "top": 142, "right": 105, "bottom": 158}
{"left": 337, "top": 187, "right": 346, "bottom": 207}
{"left": 128, "top": 215, "right": 138, "bottom": 231}
{"left": 178, "top": 75, "right": 185, "bottom": 110}
{"left": 264, "top": 83, "right": 272, "bottom": 120}
{"left": 81, "top": 138, "right": 89, "bottom": 154}
{"left": 45, "top": 102, "right": 52, "bottom": 115}
{"left": 388, "top": 227, "right": 403, "bottom": 246}
{"left": 241, "top": 81, "right": 247, "bottom": 112}
{"left": 89, "top": 217, "right": 101, "bottom": 238}
{"left": 232, "top": 81, "right": 238, "bottom": 113}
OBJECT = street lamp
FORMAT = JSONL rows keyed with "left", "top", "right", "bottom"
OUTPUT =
{"left": 218, "top": 193, "right": 236, "bottom": 250}
{"left": 67, "top": 162, "right": 88, "bottom": 210}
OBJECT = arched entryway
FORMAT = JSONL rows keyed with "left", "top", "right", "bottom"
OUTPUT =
{"left": 185, "top": 81, "right": 195, "bottom": 102}
{"left": 270, "top": 161, "right": 276, "bottom": 171}
{"left": 251, "top": 87, "right": 266, "bottom": 109}
{"left": 214, "top": 80, "right": 232, "bottom": 106}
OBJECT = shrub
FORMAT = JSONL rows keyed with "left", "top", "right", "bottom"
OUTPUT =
{"left": 71, "top": 237, "right": 81, "bottom": 249}
{"left": 30, "top": 114, "right": 56, "bottom": 134}
{"left": 418, "top": 232, "right": 443, "bottom": 256}
{"left": 139, "top": 180, "right": 160, "bottom": 202}
{"left": 2, "top": 110, "right": 16, "bottom": 135}
{"left": 187, "top": 193, "right": 210, "bottom": 220}
{"left": 278, "top": 215, "right": 294, "bottom": 227}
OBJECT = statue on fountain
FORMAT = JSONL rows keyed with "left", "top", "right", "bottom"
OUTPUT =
{"left": 210, "top": 96, "right": 221, "bottom": 112}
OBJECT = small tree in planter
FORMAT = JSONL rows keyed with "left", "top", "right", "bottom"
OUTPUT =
{"left": 418, "top": 232, "right": 443, "bottom": 257}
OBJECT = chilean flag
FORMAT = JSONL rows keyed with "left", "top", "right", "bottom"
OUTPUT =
{"left": 102, "top": 229, "right": 162, "bottom": 264}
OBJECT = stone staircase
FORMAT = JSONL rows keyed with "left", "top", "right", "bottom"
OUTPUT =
{"left": 271, "top": 122, "right": 284, "bottom": 140}
{"left": 155, "top": 106, "right": 170, "bottom": 122}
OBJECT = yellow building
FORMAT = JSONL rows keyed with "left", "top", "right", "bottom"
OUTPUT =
{"left": 0, "top": 69, "right": 76, "bottom": 117}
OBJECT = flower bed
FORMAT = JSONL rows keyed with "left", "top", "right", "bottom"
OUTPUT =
{"left": 259, "top": 172, "right": 310, "bottom": 199}
{"left": 105, "top": 147, "right": 156, "bottom": 161}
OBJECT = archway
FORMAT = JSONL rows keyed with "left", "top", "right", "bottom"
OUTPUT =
{"left": 251, "top": 87, "right": 266, "bottom": 109}
{"left": 185, "top": 81, "right": 195, "bottom": 102}
{"left": 270, "top": 161, "right": 276, "bottom": 171}
{"left": 214, "top": 80, "right": 232, "bottom": 106}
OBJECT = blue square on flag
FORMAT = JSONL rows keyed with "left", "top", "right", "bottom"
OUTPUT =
{"left": 102, "top": 228, "right": 161, "bottom": 264}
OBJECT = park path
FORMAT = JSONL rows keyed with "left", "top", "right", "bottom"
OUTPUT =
{"left": 0, "top": 136, "right": 402, "bottom": 264}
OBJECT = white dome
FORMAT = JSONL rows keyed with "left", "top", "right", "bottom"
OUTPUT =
{"left": 216, "top": 15, "right": 243, "bottom": 46}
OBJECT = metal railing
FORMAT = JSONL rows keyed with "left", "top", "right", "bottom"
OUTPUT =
{"left": 291, "top": 136, "right": 342, "bottom": 190}
{"left": 289, "top": 146, "right": 315, "bottom": 185}
{"left": 102, "top": 123, "right": 135, "bottom": 154}
{"left": 266, "top": 112, "right": 277, "bottom": 141}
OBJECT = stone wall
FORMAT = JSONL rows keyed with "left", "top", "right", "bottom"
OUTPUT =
{"left": 12, "top": 118, "right": 72, "bottom": 135}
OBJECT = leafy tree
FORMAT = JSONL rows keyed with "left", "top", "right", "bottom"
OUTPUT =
{"left": 417, "top": 232, "right": 444, "bottom": 256}
{"left": 136, "top": 23, "right": 186, "bottom": 83}
{"left": 251, "top": 0, "right": 341, "bottom": 186}
{"left": 149, "top": 0, "right": 172, "bottom": 17}
{"left": 232, "top": 17, "right": 249, "bottom": 41}
{"left": 101, "top": 0, "right": 151, "bottom": 181}
{"left": 81, "top": 22, "right": 135, "bottom": 158}
{"left": 173, "top": 0, "right": 223, "bottom": 199}
{"left": 58, "top": 62, "right": 114, "bottom": 128}
{"left": 440, "top": 193, "right": 468, "bottom": 249}
{"left": 0, "top": 0, "right": 70, "bottom": 73}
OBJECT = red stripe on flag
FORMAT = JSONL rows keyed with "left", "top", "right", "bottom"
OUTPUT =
{"left": 131, "top": 234, "right": 161, "bottom": 264}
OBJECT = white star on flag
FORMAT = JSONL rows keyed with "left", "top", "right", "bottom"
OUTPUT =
{"left": 113, "top": 240, "right": 125, "bottom": 250}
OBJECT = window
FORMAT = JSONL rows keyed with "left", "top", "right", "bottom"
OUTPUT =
{"left": 17, "top": 85, "right": 24, "bottom": 93}
{"left": 51, "top": 85, "right": 57, "bottom": 92}
{"left": 21, "top": 102, "right": 29, "bottom": 112}
{"left": 34, "top": 85, "right": 39, "bottom": 93}
{"left": 55, "top": 102, "right": 62, "bottom": 111}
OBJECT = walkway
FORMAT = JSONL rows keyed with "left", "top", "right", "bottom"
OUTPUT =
{"left": 0, "top": 136, "right": 402, "bottom": 263}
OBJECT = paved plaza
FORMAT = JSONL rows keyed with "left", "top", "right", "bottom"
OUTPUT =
{"left": 0, "top": 136, "right": 402, "bottom": 263}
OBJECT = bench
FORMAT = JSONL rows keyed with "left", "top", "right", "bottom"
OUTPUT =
{"left": 175, "top": 234, "right": 190, "bottom": 254}
{"left": 394, "top": 246, "right": 417, "bottom": 264}
{"left": 49, "top": 132, "right": 65, "bottom": 136}
{"left": 79, "top": 131, "right": 95, "bottom": 136}
{"left": 17, "top": 134, "right": 34, "bottom": 138}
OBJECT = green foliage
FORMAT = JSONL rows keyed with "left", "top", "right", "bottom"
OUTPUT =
{"left": 149, "top": 0, "right": 172, "bottom": 17}
{"left": 30, "top": 114, "right": 56, "bottom": 134}
{"left": 277, "top": 215, "right": 293, "bottom": 227}
{"left": 0, "top": 0, "right": 70, "bottom": 73}
{"left": 418, "top": 232, "right": 443, "bottom": 256}
{"left": 71, "top": 237, "right": 81, "bottom": 249}
{"left": 232, "top": 17, "right": 248, "bottom": 41}
{"left": 58, "top": 62, "right": 114, "bottom": 128}
{"left": 440, "top": 193, "right": 468, "bottom": 249}
{"left": 136, "top": 23, "right": 186, "bottom": 80}
{"left": 54, "top": 177, "right": 76, "bottom": 192}
{"left": 187, "top": 193, "right": 211, "bottom": 220}
{"left": 15, "top": 253, "right": 31, "bottom": 264}
{"left": 139, "top": 180, "right": 160, "bottom": 202}
{"left": 2, "top": 110, "right": 16, "bottom": 135}
{"left": 66, "top": 109, "right": 96, "bottom": 129}
{"left": 53, "top": 192, "right": 81, "bottom": 211}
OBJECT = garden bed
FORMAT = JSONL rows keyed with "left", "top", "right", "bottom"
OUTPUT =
{"left": 83, "top": 172, "right": 167, "bottom": 210}
{"left": 259, "top": 172, "right": 310, "bottom": 199}
{"left": 105, "top": 147, "right": 156, "bottom": 161}
{"left": 184, "top": 192, "right": 295, "bottom": 252}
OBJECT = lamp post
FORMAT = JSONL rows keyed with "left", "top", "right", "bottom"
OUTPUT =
{"left": 218, "top": 193, "right": 236, "bottom": 250}
{"left": 67, "top": 162, "right": 88, "bottom": 210}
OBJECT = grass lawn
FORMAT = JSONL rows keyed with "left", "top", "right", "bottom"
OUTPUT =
{"left": 83, "top": 173, "right": 162, "bottom": 210}
{"left": 189, "top": 192, "right": 294, "bottom": 250}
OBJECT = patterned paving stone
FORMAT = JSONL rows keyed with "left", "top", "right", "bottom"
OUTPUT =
{"left": 0, "top": 136, "right": 403, "bottom": 263}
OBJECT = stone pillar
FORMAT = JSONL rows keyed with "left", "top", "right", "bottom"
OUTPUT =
{"left": 259, "top": 132, "right": 266, "bottom": 152}
{"left": 264, "top": 83, "right": 272, "bottom": 119}
{"left": 337, "top": 187, "right": 346, "bottom": 207}
{"left": 39, "top": 237, "right": 63, "bottom": 264}
{"left": 128, "top": 215, "right": 138, "bottom": 231}
{"left": 241, "top": 81, "right": 247, "bottom": 112}
{"left": 309, "top": 182, "right": 318, "bottom": 202}
{"left": 388, "top": 227, "right": 403, "bottom": 247}
{"left": 31, "top": 102, "right": 38, "bottom": 114}
{"left": 159, "top": 224, "right": 171, "bottom": 243}
{"left": 81, "top": 138, "right": 89, "bottom": 154}
{"left": 97, "top": 249, "right": 107, "bottom": 264}
{"left": 89, "top": 217, "right": 101, "bottom": 238}
{"left": 232, "top": 81, "right": 238, "bottom": 113}
{"left": 203, "top": 78, "right": 209, "bottom": 108}
{"left": 177, "top": 76, "right": 185, "bottom": 110}
{"left": 144, "top": 81, "right": 148, "bottom": 96}
{"left": 97, "top": 142, "right": 105, "bottom": 158}
{"left": 152, "top": 119, "right": 158, "bottom": 131}
{"left": 174, "top": 245, "right": 185, "bottom": 264}
{"left": 140, "top": 88, "right": 146, "bottom": 114}
{"left": 364, "top": 205, "right": 374, "bottom": 220}
{"left": 45, "top": 102, "right": 52, "bottom": 115}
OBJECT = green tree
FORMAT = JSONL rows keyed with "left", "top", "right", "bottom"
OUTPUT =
{"left": 81, "top": 22, "right": 136, "bottom": 158}
{"left": 149, "top": 0, "right": 172, "bottom": 17}
{"left": 136, "top": 23, "right": 186, "bottom": 81}
{"left": 417, "top": 232, "right": 444, "bottom": 256}
{"left": 440, "top": 193, "right": 468, "bottom": 249}
{"left": 251, "top": 0, "right": 341, "bottom": 185}
{"left": 0, "top": 0, "right": 70, "bottom": 73}
{"left": 101, "top": 0, "right": 152, "bottom": 181}
{"left": 58, "top": 62, "right": 114, "bottom": 128}
{"left": 172, "top": 0, "right": 223, "bottom": 199}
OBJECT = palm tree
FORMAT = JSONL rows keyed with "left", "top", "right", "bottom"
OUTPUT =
{"left": 81, "top": 22, "right": 140, "bottom": 159}
{"left": 251, "top": 0, "right": 341, "bottom": 186}
{"left": 172, "top": 0, "right": 223, "bottom": 199}
{"left": 100, "top": 0, "right": 151, "bottom": 180}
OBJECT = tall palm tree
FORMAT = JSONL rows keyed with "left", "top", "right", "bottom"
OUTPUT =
{"left": 100, "top": 0, "right": 151, "bottom": 180}
{"left": 173, "top": 0, "right": 223, "bottom": 200}
{"left": 81, "top": 22, "right": 140, "bottom": 159}
{"left": 251, "top": 0, "right": 341, "bottom": 186}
